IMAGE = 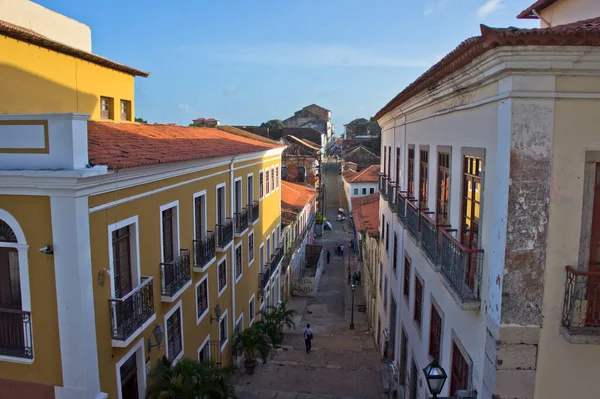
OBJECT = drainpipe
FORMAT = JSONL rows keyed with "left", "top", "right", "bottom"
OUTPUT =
{"left": 230, "top": 156, "right": 237, "bottom": 331}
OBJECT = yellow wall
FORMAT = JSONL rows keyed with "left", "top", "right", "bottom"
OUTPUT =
{"left": 0, "top": 35, "right": 135, "bottom": 121}
{"left": 0, "top": 196, "right": 62, "bottom": 387}
{"left": 89, "top": 155, "right": 281, "bottom": 398}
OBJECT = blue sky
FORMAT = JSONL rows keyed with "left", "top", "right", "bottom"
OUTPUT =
{"left": 38, "top": 0, "right": 537, "bottom": 133}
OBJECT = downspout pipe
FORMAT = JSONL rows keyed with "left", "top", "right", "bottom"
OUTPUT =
{"left": 230, "top": 156, "right": 237, "bottom": 332}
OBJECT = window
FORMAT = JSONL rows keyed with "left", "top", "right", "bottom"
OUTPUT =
{"left": 259, "top": 171, "right": 264, "bottom": 199}
{"left": 247, "top": 175, "right": 254, "bottom": 205}
{"left": 399, "top": 329, "right": 408, "bottom": 386}
{"left": 100, "top": 96, "right": 112, "bottom": 120}
{"left": 354, "top": 188, "right": 359, "bottom": 196}
{"left": 381, "top": 214, "right": 386, "bottom": 242}
{"left": 450, "top": 342, "right": 470, "bottom": 394}
{"left": 403, "top": 256, "right": 410, "bottom": 300}
{"left": 388, "top": 147, "right": 392, "bottom": 180}
{"left": 166, "top": 304, "right": 183, "bottom": 363}
{"left": 419, "top": 149, "right": 429, "bottom": 208}
{"left": 370, "top": 188, "right": 375, "bottom": 194}
{"left": 462, "top": 156, "right": 483, "bottom": 289}
{"left": 271, "top": 167, "right": 275, "bottom": 192}
{"left": 235, "top": 314, "right": 243, "bottom": 334}
{"left": 217, "top": 258, "right": 227, "bottom": 296}
{"left": 219, "top": 310, "right": 229, "bottom": 350}
{"left": 393, "top": 233, "right": 398, "bottom": 274}
{"left": 429, "top": 304, "right": 442, "bottom": 361}
{"left": 198, "top": 337, "right": 210, "bottom": 362}
{"left": 266, "top": 169, "right": 270, "bottom": 194}
{"left": 385, "top": 223, "right": 390, "bottom": 252}
{"left": 276, "top": 166, "right": 279, "bottom": 188}
{"left": 162, "top": 207, "right": 175, "bottom": 263}
{"left": 195, "top": 276, "right": 209, "bottom": 323}
{"left": 112, "top": 226, "right": 133, "bottom": 298}
{"left": 379, "top": 262, "right": 383, "bottom": 295}
{"left": 414, "top": 277, "right": 423, "bottom": 329}
{"left": 362, "top": 188, "right": 367, "bottom": 195}
{"left": 234, "top": 179, "right": 242, "bottom": 214}
{"left": 248, "top": 232, "right": 254, "bottom": 264}
{"left": 259, "top": 244, "right": 264, "bottom": 274}
{"left": 266, "top": 237, "right": 271, "bottom": 261}
{"left": 395, "top": 147, "right": 401, "bottom": 184}
{"left": 383, "top": 276, "right": 388, "bottom": 310}
{"left": 194, "top": 193, "right": 206, "bottom": 241}
{"left": 437, "top": 152, "right": 450, "bottom": 224}
{"left": 120, "top": 100, "right": 131, "bottom": 121}
{"left": 383, "top": 146, "right": 387, "bottom": 177}
{"left": 408, "top": 148, "right": 415, "bottom": 196}
{"left": 235, "top": 244, "right": 243, "bottom": 282}
{"left": 249, "top": 296, "right": 255, "bottom": 325}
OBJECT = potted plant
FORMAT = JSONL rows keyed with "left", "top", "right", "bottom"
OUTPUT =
{"left": 231, "top": 324, "right": 272, "bottom": 374}
{"left": 257, "top": 301, "right": 296, "bottom": 346}
{"left": 315, "top": 213, "right": 326, "bottom": 235}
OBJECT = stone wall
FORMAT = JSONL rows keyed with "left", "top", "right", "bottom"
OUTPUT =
{"left": 293, "top": 244, "right": 324, "bottom": 297}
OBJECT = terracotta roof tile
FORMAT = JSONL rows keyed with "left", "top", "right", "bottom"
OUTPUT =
{"left": 281, "top": 181, "right": 316, "bottom": 226}
{"left": 352, "top": 193, "right": 380, "bottom": 237}
{"left": 87, "top": 122, "right": 283, "bottom": 169}
{"left": 286, "top": 135, "right": 321, "bottom": 152}
{"left": 375, "top": 17, "right": 600, "bottom": 120}
{"left": 342, "top": 165, "right": 380, "bottom": 183}
{"left": 517, "top": 0, "right": 558, "bottom": 19}
{"left": 0, "top": 19, "right": 148, "bottom": 77}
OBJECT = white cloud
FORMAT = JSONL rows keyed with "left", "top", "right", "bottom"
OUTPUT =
{"left": 477, "top": 0, "right": 503, "bottom": 20}
{"left": 178, "top": 43, "right": 437, "bottom": 68}
{"left": 423, "top": 0, "right": 451, "bottom": 16}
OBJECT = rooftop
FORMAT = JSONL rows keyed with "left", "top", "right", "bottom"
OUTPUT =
{"left": 352, "top": 193, "right": 380, "bottom": 237}
{"left": 517, "top": 0, "right": 559, "bottom": 19}
{"left": 375, "top": 17, "right": 600, "bottom": 120}
{"left": 0, "top": 19, "right": 148, "bottom": 77}
{"left": 281, "top": 181, "right": 316, "bottom": 226}
{"left": 286, "top": 135, "right": 321, "bottom": 152}
{"left": 342, "top": 165, "right": 380, "bottom": 183}
{"left": 88, "top": 122, "right": 282, "bottom": 170}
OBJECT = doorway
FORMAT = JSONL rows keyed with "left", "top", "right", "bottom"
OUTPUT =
{"left": 120, "top": 353, "right": 139, "bottom": 399}
{"left": 587, "top": 163, "right": 600, "bottom": 326}
{"left": 408, "top": 357, "right": 418, "bottom": 399}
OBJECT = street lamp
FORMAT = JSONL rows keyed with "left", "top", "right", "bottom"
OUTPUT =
{"left": 349, "top": 284, "right": 356, "bottom": 330}
{"left": 147, "top": 323, "right": 164, "bottom": 353}
{"left": 422, "top": 360, "right": 477, "bottom": 399}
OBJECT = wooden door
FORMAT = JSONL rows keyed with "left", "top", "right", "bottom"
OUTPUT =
{"left": 586, "top": 163, "right": 600, "bottom": 326}
{"left": 120, "top": 354, "right": 139, "bottom": 399}
{"left": 450, "top": 342, "right": 469, "bottom": 396}
{"left": 217, "top": 187, "right": 225, "bottom": 225}
{"left": 461, "top": 156, "right": 482, "bottom": 289}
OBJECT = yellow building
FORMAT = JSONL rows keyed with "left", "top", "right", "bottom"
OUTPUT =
{"left": 0, "top": 6, "right": 284, "bottom": 399}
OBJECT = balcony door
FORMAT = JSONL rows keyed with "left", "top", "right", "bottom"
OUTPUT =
{"left": 217, "top": 186, "right": 225, "bottom": 225}
{"left": 587, "top": 163, "right": 600, "bottom": 326}
{"left": 113, "top": 226, "right": 133, "bottom": 298}
{"left": 120, "top": 353, "right": 139, "bottom": 399}
{"left": 461, "top": 156, "right": 483, "bottom": 289}
{"left": 0, "top": 241, "right": 24, "bottom": 354}
{"left": 195, "top": 195, "right": 206, "bottom": 241}
{"left": 235, "top": 180, "right": 242, "bottom": 214}
{"left": 247, "top": 176, "right": 253, "bottom": 205}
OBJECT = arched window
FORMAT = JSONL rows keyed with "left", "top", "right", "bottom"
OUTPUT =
{"left": 0, "top": 220, "right": 21, "bottom": 309}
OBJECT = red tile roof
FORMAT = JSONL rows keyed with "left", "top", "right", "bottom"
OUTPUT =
{"left": 342, "top": 165, "right": 380, "bottom": 183}
{"left": 375, "top": 17, "right": 600, "bottom": 120}
{"left": 286, "top": 135, "right": 321, "bottom": 152}
{"left": 0, "top": 19, "right": 148, "bottom": 77}
{"left": 281, "top": 181, "right": 316, "bottom": 226}
{"left": 352, "top": 193, "right": 380, "bottom": 237}
{"left": 87, "top": 122, "right": 283, "bottom": 169}
{"left": 517, "top": 0, "right": 559, "bottom": 19}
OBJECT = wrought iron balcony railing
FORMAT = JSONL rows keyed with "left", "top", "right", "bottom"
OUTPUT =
{"left": 397, "top": 192, "right": 408, "bottom": 226}
{"left": 0, "top": 308, "right": 33, "bottom": 359}
{"left": 270, "top": 247, "right": 283, "bottom": 270}
{"left": 161, "top": 249, "right": 191, "bottom": 299}
{"left": 378, "top": 174, "right": 386, "bottom": 193}
{"left": 406, "top": 200, "right": 423, "bottom": 242}
{"left": 259, "top": 265, "right": 271, "bottom": 290}
{"left": 193, "top": 231, "right": 216, "bottom": 270}
{"left": 216, "top": 218, "right": 234, "bottom": 249}
{"left": 420, "top": 212, "right": 450, "bottom": 266}
{"left": 562, "top": 266, "right": 600, "bottom": 334}
{"left": 249, "top": 201, "right": 259, "bottom": 223}
{"left": 110, "top": 276, "right": 155, "bottom": 343}
{"left": 381, "top": 177, "right": 389, "bottom": 202}
{"left": 234, "top": 208, "right": 249, "bottom": 235}
{"left": 387, "top": 181, "right": 397, "bottom": 210}
{"left": 439, "top": 229, "right": 484, "bottom": 305}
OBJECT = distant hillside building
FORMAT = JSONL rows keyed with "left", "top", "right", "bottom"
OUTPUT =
{"left": 345, "top": 118, "right": 381, "bottom": 141}
{"left": 192, "top": 118, "right": 220, "bottom": 127}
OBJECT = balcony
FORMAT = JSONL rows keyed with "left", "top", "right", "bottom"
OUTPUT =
{"left": 406, "top": 200, "right": 423, "bottom": 242}
{"left": 439, "top": 229, "right": 483, "bottom": 309}
{"left": 561, "top": 266, "right": 600, "bottom": 344}
{"left": 380, "top": 176, "right": 389, "bottom": 202}
{"left": 193, "top": 231, "right": 216, "bottom": 271}
{"left": 249, "top": 201, "right": 259, "bottom": 224}
{"left": 388, "top": 181, "right": 397, "bottom": 210}
{"left": 0, "top": 309, "right": 33, "bottom": 360}
{"left": 397, "top": 192, "right": 407, "bottom": 226}
{"left": 420, "top": 212, "right": 450, "bottom": 267}
{"left": 378, "top": 174, "right": 386, "bottom": 192}
{"left": 216, "top": 218, "right": 234, "bottom": 251}
{"left": 259, "top": 265, "right": 271, "bottom": 290}
{"left": 110, "top": 276, "right": 156, "bottom": 347}
{"left": 160, "top": 249, "right": 192, "bottom": 302}
{"left": 270, "top": 247, "right": 283, "bottom": 271}
{"left": 234, "top": 208, "right": 249, "bottom": 237}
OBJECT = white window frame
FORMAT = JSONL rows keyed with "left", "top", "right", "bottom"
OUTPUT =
{"left": 275, "top": 165, "right": 280, "bottom": 189}
{"left": 217, "top": 257, "right": 228, "bottom": 297}
{"left": 265, "top": 168, "right": 271, "bottom": 197}
{"left": 215, "top": 182, "right": 227, "bottom": 226}
{"left": 259, "top": 243, "right": 264, "bottom": 274}
{"left": 198, "top": 334, "right": 211, "bottom": 362}
{"left": 270, "top": 166, "right": 275, "bottom": 193}
{"left": 219, "top": 309, "right": 229, "bottom": 352}
{"left": 115, "top": 338, "right": 146, "bottom": 399}
{"left": 247, "top": 172, "right": 254, "bottom": 205}
{"left": 195, "top": 274, "right": 210, "bottom": 325}
{"left": 164, "top": 299, "right": 184, "bottom": 365}
{"left": 248, "top": 230, "right": 255, "bottom": 266}
{"left": 249, "top": 294, "right": 256, "bottom": 326}
{"left": 193, "top": 190, "right": 215, "bottom": 271}
{"left": 108, "top": 215, "right": 141, "bottom": 298}
{"left": 353, "top": 188, "right": 359, "bottom": 196}
{"left": 234, "top": 176, "right": 243, "bottom": 214}
{"left": 235, "top": 313, "right": 244, "bottom": 334}
{"left": 235, "top": 241, "right": 243, "bottom": 284}
{"left": 259, "top": 169, "right": 264, "bottom": 200}
{"left": 159, "top": 200, "right": 180, "bottom": 263}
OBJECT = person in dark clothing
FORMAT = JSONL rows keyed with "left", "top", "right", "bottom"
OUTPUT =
{"left": 336, "top": 244, "right": 341, "bottom": 256}
{"left": 348, "top": 270, "right": 352, "bottom": 285}
{"left": 352, "top": 272, "right": 358, "bottom": 285}
{"left": 326, "top": 250, "right": 331, "bottom": 264}
{"left": 357, "top": 271, "right": 362, "bottom": 285}
{"left": 304, "top": 324, "right": 313, "bottom": 353}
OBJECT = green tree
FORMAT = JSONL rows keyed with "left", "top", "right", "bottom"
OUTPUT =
{"left": 146, "top": 357, "right": 236, "bottom": 399}
{"left": 135, "top": 117, "right": 148, "bottom": 123}
{"left": 232, "top": 324, "right": 272, "bottom": 373}
{"left": 260, "top": 119, "right": 284, "bottom": 129}
{"left": 257, "top": 301, "right": 296, "bottom": 346}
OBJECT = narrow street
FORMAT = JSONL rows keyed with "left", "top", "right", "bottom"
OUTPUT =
{"left": 234, "top": 159, "right": 385, "bottom": 399}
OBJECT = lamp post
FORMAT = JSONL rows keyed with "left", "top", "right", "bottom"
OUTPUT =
{"left": 350, "top": 283, "right": 356, "bottom": 330}
{"left": 422, "top": 360, "right": 477, "bottom": 399}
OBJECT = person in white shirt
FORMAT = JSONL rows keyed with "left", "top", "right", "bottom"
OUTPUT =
{"left": 340, "top": 244, "right": 344, "bottom": 256}
{"left": 304, "top": 324, "right": 313, "bottom": 353}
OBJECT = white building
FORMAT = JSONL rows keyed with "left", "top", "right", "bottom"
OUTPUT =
{"left": 342, "top": 165, "right": 380, "bottom": 212}
{"left": 376, "top": 1, "right": 600, "bottom": 399}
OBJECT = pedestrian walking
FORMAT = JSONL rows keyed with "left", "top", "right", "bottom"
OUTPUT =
{"left": 357, "top": 271, "right": 362, "bottom": 285}
{"left": 336, "top": 244, "right": 341, "bottom": 256}
{"left": 304, "top": 324, "right": 313, "bottom": 353}
{"left": 348, "top": 270, "right": 352, "bottom": 285}
{"left": 340, "top": 244, "right": 344, "bottom": 256}
{"left": 352, "top": 272, "right": 358, "bottom": 285}
{"left": 326, "top": 249, "right": 331, "bottom": 264}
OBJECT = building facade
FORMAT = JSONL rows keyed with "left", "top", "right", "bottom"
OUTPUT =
{"left": 375, "top": 2, "right": 600, "bottom": 399}
{"left": 342, "top": 165, "right": 380, "bottom": 212}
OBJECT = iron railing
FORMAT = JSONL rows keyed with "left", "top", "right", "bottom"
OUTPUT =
{"left": 562, "top": 266, "right": 600, "bottom": 332}
{"left": 193, "top": 231, "right": 216, "bottom": 269}
{"left": 420, "top": 212, "right": 450, "bottom": 265}
{"left": 270, "top": 247, "right": 283, "bottom": 271}
{"left": 249, "top": 201, "right": 260, "bottom": 223}
{"left": 439, "top": 230, "right": 484, "bottom": 303}
{"left": 397, "top": 192, "right": 408, "bottom": 226}
{"left": 160, "top": 249, "right": 191, "bottom": 298}
{"left": 379, "top": 174, "right": 386, "bottom": 193}
{"left": 110, "top": 276, "right": 155, "bottom": 342}
{"left": 259, "top": 266, "right": 271, "bottom": 290}
{"left": 381, "top": 176, "right": 389, "bottom": 202}
{"left": 406, "top": 200, "right": 423, "bottom": 242}
{"left": 0, "top": 308, "right": 33, "bottom": 359}
{"left": 388, "top": 181, "right": 397, "bottom": 209}
{"left": 216, "top": 219, "right": 233, "bottom": 249}
{"left": 234, "top": 208, "right": 249, "bottom": 234}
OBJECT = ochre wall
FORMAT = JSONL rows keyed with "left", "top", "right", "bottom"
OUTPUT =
{"left": 0, "top": 35, "right": 135, "bottom": 120}
{"left": 0, "top": 196, "right": 63, "bottom": 387}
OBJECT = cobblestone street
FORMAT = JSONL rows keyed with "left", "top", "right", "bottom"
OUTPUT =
{"left": 234, "top": 159, "right": 385, "bottom": 399}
